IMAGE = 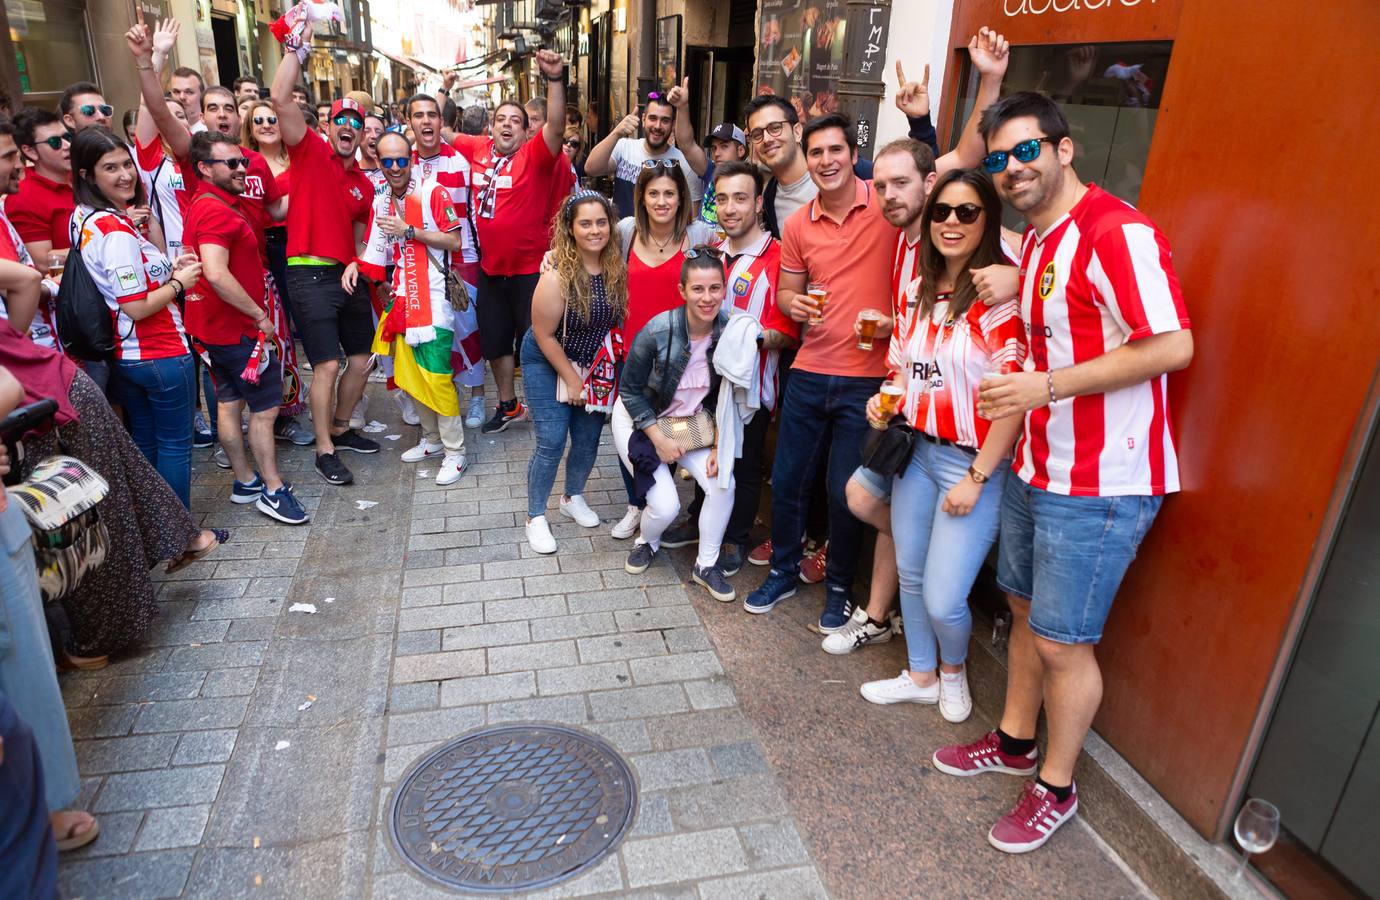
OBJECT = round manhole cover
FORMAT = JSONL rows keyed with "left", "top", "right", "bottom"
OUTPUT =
{"left": 388, "top": 724, "right": 638, "bottom": 893}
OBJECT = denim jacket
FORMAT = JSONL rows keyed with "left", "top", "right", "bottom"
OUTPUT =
{"left": 620, "top": 305, "right": 728, "bottom": 430}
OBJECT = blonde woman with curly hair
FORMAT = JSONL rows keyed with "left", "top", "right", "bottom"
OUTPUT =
{"left": 523, "top": 191, "right": 628, "bottom": 554}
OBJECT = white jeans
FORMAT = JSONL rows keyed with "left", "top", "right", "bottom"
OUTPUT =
{"left": 418, "top": 404, "right": 465, "bottom": 454}
{"left": 611, "top": 400, "right": 734, "bottom": 569}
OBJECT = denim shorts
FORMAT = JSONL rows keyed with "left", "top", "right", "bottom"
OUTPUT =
{"left": 850, "top": 464, "right": 892, "bottom": 503}
{"left": 997, "top": 476, "right": 1163, "bottom": 645}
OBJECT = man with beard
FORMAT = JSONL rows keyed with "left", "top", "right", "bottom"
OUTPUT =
{"left": 935, "top": 91, "right": 1192, "bottom": 855}
{"left": 9, "top": 109, "right": 73, "bottom": 265}
{"left": 0, "top": 118, "right": 54, "bottom": 344}
{"left": 270, "top": 23, "right": 379, "bottom": 484}
{"left": 181, "top": 132, "right": 308, "bottom": 525}
{"left": 170, "top": 66, "right": 207, "bottom": 133}
{"left": 59, "top": 82, "right": 113, "bottom": 132}
{"left": 584, "top": 91, "right": 701, "bottom": 218}
{"left": 439, "top": 49, "right": 573, "bottom": 434}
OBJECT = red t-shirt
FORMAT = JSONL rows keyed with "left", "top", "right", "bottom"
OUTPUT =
{"left": 285, "top": 133, "right": 372, "bottom": 263}
{"left": 450, "top": 132, "right": 569, "bottom": 276}
{"left": 179, "top": 147, "right": 283, "bottom": 262}
{"left": 8, "top": 169, "right": 74, "bottom": 251}
{"left": 181, "top": 183, "right": 266, "bottom": 345}
{"left": 624, "top": 247, "right": 686, "bottom": 341}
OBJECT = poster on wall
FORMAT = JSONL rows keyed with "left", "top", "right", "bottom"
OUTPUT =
{"left": 757, "top": 0, "right": 846, "bottom": 121}
{"left": 655, "top": 15, "right": 682, "bottom": 92}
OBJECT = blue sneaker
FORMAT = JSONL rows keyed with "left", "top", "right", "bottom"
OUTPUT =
{"left": 743, "top": 570, "right": 798, "bottom": 615}
{"left": 818, "top": 586, "right": 855, "bottom": 633}
{"left": 193, "top": 410, "right": 216, "bottom": 448}
{"left": 257, "top": 483, "right": 309, "bottom": 525}
{"left": 230, "top": 472, "right": 264, "bottom": 504}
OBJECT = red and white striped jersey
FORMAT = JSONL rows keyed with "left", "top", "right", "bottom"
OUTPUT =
{"left": 0, "top": 211, "right": 57, "bottom": 348}
{"left": 412, "top": 144, "right": 478, "bottom": 279}
{"left": 716, "top": 231, "right": 796, "bottom": 414}
{"left": 892, "top": 231, "right": 922, "bottom": 321}
{"left": 1013, "top": 185, "right": 1190, "bottom": 497}
{"left": 135, "top": 137, "right": 189, "bottom": 258}
{"left": 74, "top": 206, "right": 187, "bottom": 361}
{"left": 889, "top": 290, "right": 1025, "bottom": 450}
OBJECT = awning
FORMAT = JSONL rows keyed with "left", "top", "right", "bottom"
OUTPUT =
{"left": 375, "top": 49, "right": 420, "bottom": 72}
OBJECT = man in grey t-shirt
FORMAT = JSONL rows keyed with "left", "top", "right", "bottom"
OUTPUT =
{"left": 584, "top": 93, "right": 702, "bottom": 217}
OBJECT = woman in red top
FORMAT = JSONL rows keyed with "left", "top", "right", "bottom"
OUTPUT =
{"left": 608, "top": 161, "right": 717, "bottom": 539}
{"left": 70, "top": 128, "right": 202, "bottom": 508}
{"left": 243, "top": 99, "right": 294, "bottom": 326}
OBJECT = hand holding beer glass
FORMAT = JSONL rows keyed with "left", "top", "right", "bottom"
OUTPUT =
{"left": 806, "top": 282, "right": 828, "bottom": 326}
{"left": 854, "top": 309, "right": 888, "bottom": 351}
{"left": 46, "top": 253, "right": 64, "bottom": 281}
{"left": 868, "top": 381, "right": 905, "bottom": 430}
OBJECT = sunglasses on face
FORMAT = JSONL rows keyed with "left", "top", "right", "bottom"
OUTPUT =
{"left": 380, "top": 157, "right": 410, "bottom": 169}
{"left": 563, "top": 140, "right": 580, "bottom": 149}
{"left": 207, "top": 157, "right": 249, "bottom": 170}
{"left": 80, "top": 103, "right": 114, "bottom": 118}
{"left": 747, "top": 120, "right": 789, "bottom": 145}
{"left": 39, "top": 132, "right": 75, "bottom": 150}
{"left": 253, "top": 115, "right": 278, "bottom": 125}
{"left": 982, "top": 137, "right": 1056, "bottom": 174}
{"left": 333, "top": 115, "right": 362, "bottom": 128}
{"left": 931, "top": 202, "right": 984, "bottom": 225}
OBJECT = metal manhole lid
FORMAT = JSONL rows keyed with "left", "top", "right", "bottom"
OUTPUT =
{"left": 388, "top": 723, "right": 638, "bottom": 893}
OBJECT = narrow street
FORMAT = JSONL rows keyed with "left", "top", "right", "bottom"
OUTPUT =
{"left": 49, "top": 377, "right": 1147, "bottom": 899}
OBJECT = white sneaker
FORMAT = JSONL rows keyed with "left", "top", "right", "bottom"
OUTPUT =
{"left": 560, "top": 494, "right": 599, "bottom": 527}
{"left": 393, "top": 389, "right": 420, "bottom": 426}
{"left": 436, "top": 453, "right": 467, "bottom": 486}
{"left": 860, "top": 671, "right": 939, "bottom": 706}
{"left": 401, "top": 439, "right": 444, "bottom": 463}
{"left": 464, "top": 395, "right": 485, "bottom": 429}
{"left": 939, "top": 668, "right": 972, "bottom": 723}
{"left": 349, "top": 393, "right": 369, "bottom": 429}
{"left": 526, "top": 515, "right": 557, "bottom": 554}
{"left": 821, "top": 608, "right": 893, "bottom": 655}
{"left": 610, "top": 505, "right": 640, "bottom": 540}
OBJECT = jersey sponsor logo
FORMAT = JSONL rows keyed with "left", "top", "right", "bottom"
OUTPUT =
{"left": 169, "top": 172, "right": 185, "bottom": 191}
{"left": 444, "top": 206, "right": 459, "bottom": 224}
{"left": 732, "top": 273, "right": 751, "bottom": 297}
{"left": 1039, "top": 261, "right": 1056, "bottom": 299}
{"left": 115, "top": 266, "right": 140, "bottom": 290}
{"left": 349, "top": 186, "right": 363, "bottom": 201}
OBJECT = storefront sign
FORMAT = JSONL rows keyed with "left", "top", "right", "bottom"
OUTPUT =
{"left": 1003, "top": 0, "right": 1156, "bottom": 16}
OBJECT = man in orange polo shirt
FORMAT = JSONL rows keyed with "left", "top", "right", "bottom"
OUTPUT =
{"left": 743, "top": 113, "right": 899, "bottom": 632}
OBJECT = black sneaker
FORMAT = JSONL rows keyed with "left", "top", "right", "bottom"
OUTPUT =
{"left": 692, "top": 564, "right": 735, "bottom": 602}
{"left": 719, "top": 543, "right": 743, "bottom": 577}
{"left": 332, "top": 428, "right": 380, "bottom": 454}
{"left": 659, "top": 521, "right": 699, "bottom": 549}
{"left": 624, "top": 542, "right": 657, "bottom": 574}
{"left": 315, "top": 452, "right": 354, "bottom": 485}
{"left": 481, "top": 401, "right": 527, "bottom": 434}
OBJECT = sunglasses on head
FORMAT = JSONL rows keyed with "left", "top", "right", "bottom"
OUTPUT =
{"left": 683, "top": 246, "right": 724, "bottom": 261}
{"left": 981, "top": 137, "right": 1056, "bottom": 174}
{"left": 80, "top": 103, "right": 113, "bottom": 118}
{"left": 39, "top": 132, "right": 75, "bottom": 150}
{"left": 380, "top": 157, "right": 410, "bottom": 169}
{"left": 747, "top": 120, "right": 789, "bottom": 145}
{"left": 931, "top": 202, "right": 984, "bottom": 225}
{"left": 253, "top": 115, "right": 278, "bottom": 125}
{"left": 332, "top": 114, "right": 362, "bottom": 127}
{"left": 640, "top": 158, "right": 678, "bottom": 170}
{"left": 207, "top": 157, "right": 249, "bottom": 170}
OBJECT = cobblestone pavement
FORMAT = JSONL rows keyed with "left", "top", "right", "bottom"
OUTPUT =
{"left": 53, "top": 380, "right": 1144, "bottom": 899}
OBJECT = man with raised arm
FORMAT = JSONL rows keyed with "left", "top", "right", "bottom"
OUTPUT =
{"left": 583, "top": 90, "right": 701, "bottom": 218}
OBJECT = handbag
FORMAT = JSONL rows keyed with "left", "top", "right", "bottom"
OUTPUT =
{"left": 861, "top": 416, "right": 918, "bottom": 478}
{"left": 7, "top": 455, "right": 111, "bottom": 603}
{"left": 654, "top": 408, "right": 716, "bottom": 453}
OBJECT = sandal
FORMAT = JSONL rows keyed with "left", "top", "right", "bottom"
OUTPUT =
{"left": 165, "top": 528, "right": 230, "bottom": 575}
{"left": 52, "top": 811, "right": 100, "bottom": 852}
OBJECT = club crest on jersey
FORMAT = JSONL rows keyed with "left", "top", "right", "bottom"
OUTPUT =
{"left": 349, "top": 186, "right": 363, "bottom": 201}
{"left": 732, "top": 273, "right": 751, "bottom": 297}
{"left": 1039, "top": 261, "right": 1056, "bottom": 299}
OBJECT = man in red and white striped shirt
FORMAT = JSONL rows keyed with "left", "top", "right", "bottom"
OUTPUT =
{"left": 934, "top": 92, "right": 1193, "bottom": 856}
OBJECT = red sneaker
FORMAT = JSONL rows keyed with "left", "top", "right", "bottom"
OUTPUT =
{"left": 931, "top": 731, "right": 1038, "bottom": 777}
{"left": 798, "top": 541, "right": 828, "bottom": 584}
{"left": 748, "top": 539, "right": 773, "bottom": 566}
{"left": 988, "top": 780, "right": 1078, "bottom": 854}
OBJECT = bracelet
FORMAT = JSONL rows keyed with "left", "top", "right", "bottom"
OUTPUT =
{"left": 1046, "top": 369, "right": 1058, "bottom": 404}
{"left": 136, "top": 63, "right": 154, "bottom": 71}
{"left": 168, "top": 277, "right": 184, "bottom": 294}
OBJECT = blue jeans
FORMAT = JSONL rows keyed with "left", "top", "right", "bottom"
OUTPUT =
{"left": 891, "top": 440, "right": 1007, "bottom": 672}
{"left": 520, "top": 330, "right": 606, "bottom": 520}
{"left": 997, "top": 476, "right": 1163, "bottom": 644}
{"left": 768, "top": 370, "right": 881, "bottom": 589}
{"left": 111, "top": 353, "right": 196, "bottom": 508}
{"left": 0, "top": 502, "right": 79, "bottom": 812}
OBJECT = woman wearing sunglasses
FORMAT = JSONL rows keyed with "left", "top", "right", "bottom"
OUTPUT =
{"left": 69, "top": 127, "right": 202, "bottom": 509}
{"left": 857, "top": 169, "right": 1026, "bottom": 723}
{"left": 242, "top": 100, "right": 294, "bottom": 327}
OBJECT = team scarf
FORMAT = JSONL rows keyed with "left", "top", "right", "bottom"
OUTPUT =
{"left": 380, "top": 191, "right": 443, "bottom": 348}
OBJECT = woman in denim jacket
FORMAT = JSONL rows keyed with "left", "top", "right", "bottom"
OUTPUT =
{"left": 611, "top": 250, "right": 737, "bottom": 602}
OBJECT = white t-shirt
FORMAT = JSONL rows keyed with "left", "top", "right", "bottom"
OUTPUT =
{"left": 608, "top": 138, "right": 702, "bottom": 219}
{"left": 773, "top": 171, "right": 817, "bottom": 232}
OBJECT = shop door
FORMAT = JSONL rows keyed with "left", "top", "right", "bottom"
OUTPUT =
{"left": 211, "top": 14, "right": 240, "bottom": 87}
{"left": 685, "top": 46, "right": 754, "bottom": 140}
{"left": 1245, "top": 415, "right": 1380, "bottom": 897}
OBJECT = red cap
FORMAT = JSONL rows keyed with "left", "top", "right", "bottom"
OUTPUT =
{"left": 329, "top": 98, "right": 364, "bottom": 122}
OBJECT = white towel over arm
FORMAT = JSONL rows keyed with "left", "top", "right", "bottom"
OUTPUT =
{"left": 713, "top": 313, "right": 763, "bottom": 490}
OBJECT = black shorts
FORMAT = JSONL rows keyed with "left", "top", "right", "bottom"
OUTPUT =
{"left": 287, "top": 263, "right": 375, "bottom": 365}
{"left": 476, "top": 271, "right": 540, "bottom": 361}
{"left": 204, "top": 335, "right": 284, "bottom": 414}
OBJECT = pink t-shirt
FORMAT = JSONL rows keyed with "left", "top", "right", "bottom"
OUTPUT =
{"left": 661, "top": 335, "right": 711, "bottom": 418}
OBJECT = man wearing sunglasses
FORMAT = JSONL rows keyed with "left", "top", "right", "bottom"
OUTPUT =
{"left": 584, "top": 89, "right": 701, "bottom": 221}
{"left": 930, "top": 91, "right": 1193, "bottom": 855}
{"left": 58, "top": 82, "right": 113, "bottom": 133}
{"left": 271, "top": 21, "right": 379, "bottom": 486}
{"left": 0, "top": 118, "right": 58, "bottom": 348}
{"left": 9, "top": 109, "right": 74, "bottom": 265}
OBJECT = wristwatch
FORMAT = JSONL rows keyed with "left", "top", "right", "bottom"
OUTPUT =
{"left": 404, "top": 225, "right": 416, "bottom": 241}
{"left": 968, "top": 465, "right": 989, "bottom": 484}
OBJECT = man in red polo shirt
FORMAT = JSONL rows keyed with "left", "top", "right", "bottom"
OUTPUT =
{"left": 181, "top": 132, "right": 308, "bottom": 526}
{"left": 9, "top": 109, "right": 73, "bottom": 264}
{"left": 440, "top": 49, "right": 574, "bottom": 435}
{"left": 270, "top": 19, "right": 378, "bottom": 486}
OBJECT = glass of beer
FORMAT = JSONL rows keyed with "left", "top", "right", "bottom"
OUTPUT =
{"left": 46, "top": 252, "right": 63, "bottom": 280}
{"left": 806, "top": 282, "right": 827, "bottom": 326}
{"left": 872, "top": 382, "right": 904, "bottom": 429}
{"left": 856, "top": 310, "right": 883, "bottom": 351}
